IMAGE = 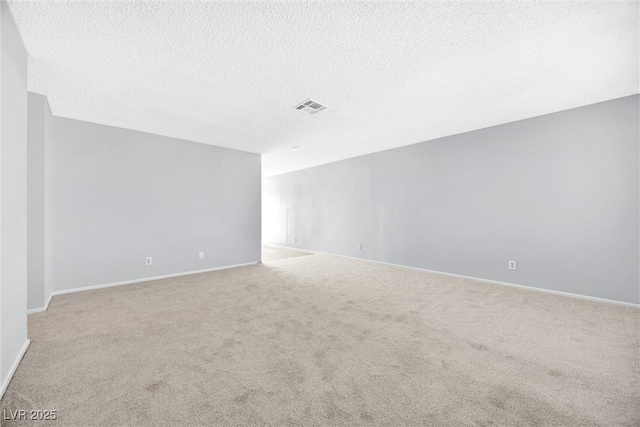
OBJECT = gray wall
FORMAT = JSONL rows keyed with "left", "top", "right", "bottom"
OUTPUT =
{"left": 264, "top": 95, "right": 640, "bottom": 304}
{"left": 43, "top": 94, "right": 53, "bottom": 303}
{"left": 1, "top": 1, "right": 29, "bottom": 391}
{"left": 50, "top": 116, "right": 261, "bottom": 292}
{"left": 27, "top": 93, "right": 48, "bottom": 310}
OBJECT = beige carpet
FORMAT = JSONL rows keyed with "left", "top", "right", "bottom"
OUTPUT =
{"left": 262, "top": 246, "right": 313, "bottom": 262}
{"left": 2, "top": 254, "right": 639, "bottom": 426}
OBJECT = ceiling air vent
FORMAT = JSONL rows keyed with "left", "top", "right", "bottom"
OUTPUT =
{"left": 293, "top": 99, "right": 328, "bottom": 115}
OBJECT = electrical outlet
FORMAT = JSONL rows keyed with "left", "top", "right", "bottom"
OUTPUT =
{"left": 294, "top": 237, "right": 298, "bottom": 243}
{"left": 199, "top": 251, "right": 205, "bottom": 259}
{"left": 508, "top": 260, "right": 517, "bottom": 270}
{"left": 357, "top": 243, "right": 362, "bottom": 250}
{"left": 146, "top": 257, "right": 152, "bottom": 265}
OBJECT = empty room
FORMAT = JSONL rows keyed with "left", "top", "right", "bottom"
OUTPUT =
{"left": 1, "top": 0, "right": 638, "bottom": 426}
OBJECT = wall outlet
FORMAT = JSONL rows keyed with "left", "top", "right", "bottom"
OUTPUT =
{"left": 199, "top": 251, "right": 205, "bottom": 259}
{"left": 294, "top": 236, "right": 298, "bottom": 243}
{"left": 357, "top": 243, "right": 362, "bottom": 250}
{"left": 146, "top": 257, "right": 152, "bottom": 265}
{"left": 508, "top": 260, "right": 517, "bottom": 270}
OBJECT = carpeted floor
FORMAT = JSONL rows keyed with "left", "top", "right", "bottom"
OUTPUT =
{"left": 2, "top": 253, "right": 639, "bottom": 426}
{"left": 262, "top": 246, "right": 313, "bottom": 262}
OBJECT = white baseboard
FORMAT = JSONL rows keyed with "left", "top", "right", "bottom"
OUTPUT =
{"left": 20, "top": 261, "right": 257, "bottom": 313}
{"left": 27, "top": 292, "right": 54, "bottom": 315}
{"left": 265, "top": 244, "right": 639, "bottom": 308}
{"left": 51, "top": 261, "right": 259, "bottom": 298}
{"left": 0, "top": 339, "right": 30, "bottom": 400}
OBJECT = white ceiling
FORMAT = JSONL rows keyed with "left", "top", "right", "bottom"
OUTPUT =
{"left": 8, "top": 1, "right": 639, "bottom": 176}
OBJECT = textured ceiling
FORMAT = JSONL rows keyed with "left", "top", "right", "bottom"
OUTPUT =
{"left": 8, "top": 1, "right": 639, "bottom": 176}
